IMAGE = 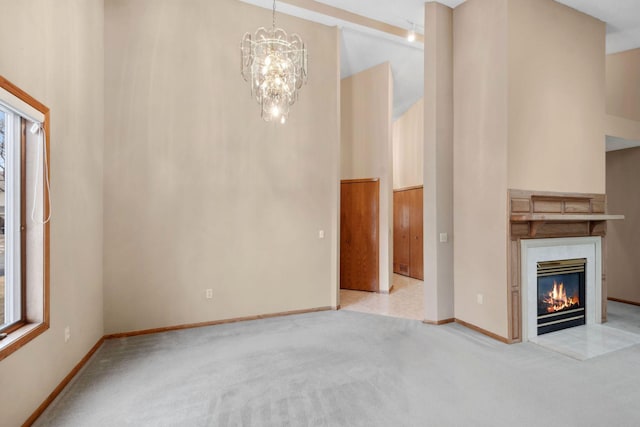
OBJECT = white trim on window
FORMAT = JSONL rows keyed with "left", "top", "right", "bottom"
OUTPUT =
{"left": 0, "top": 87, "right": 45, "bottom": 125}
{"left": 4, "top": 108, "right": 22, "bottom": 325}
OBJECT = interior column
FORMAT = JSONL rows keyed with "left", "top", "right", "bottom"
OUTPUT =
{"left": 423, "top": 2, "right": 454, "bottom": 323}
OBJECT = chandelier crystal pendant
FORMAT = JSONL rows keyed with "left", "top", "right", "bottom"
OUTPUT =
{"left": 240, "top": 0, "right": 308, "bottom": 123}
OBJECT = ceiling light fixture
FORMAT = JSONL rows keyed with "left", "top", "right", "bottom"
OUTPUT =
{"left": 241, "top": 0, "right": 308, "bottom": 123}
{"left": 407, "top": 22, "right": 416, "bottom": 43}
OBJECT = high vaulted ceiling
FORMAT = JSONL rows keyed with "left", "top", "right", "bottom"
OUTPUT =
{"left": 239, "top": 0, "right": 640, "bottom": 119}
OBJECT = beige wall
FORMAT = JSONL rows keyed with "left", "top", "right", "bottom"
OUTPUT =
{"left": 607, "top": 48, "right": 640, "bottom": 122}
{"left": 0, "top": 0, "right": 104, "bottom": 425}
{"left": 453, "top": 0, "right": 509, "bottom": 337}
{"left": 606, "top": 114, "right": 640, "bottom": 141}
{"left": 424, "top": 2, "right": 454, "bottom": 323}
{"left": 341, "top": 62, "right": 393, "bottom": 292}
{"left": 103, "top": 0, "right": 340, "bottom": 334}
{"left": 453, "top": 0, "right": 606, "bottom": 338}
{"left": 507, "top": 0, "right": 606, "bottom": 194}
{"left": 393, "top": 98, "right": 423, "bottom": 189}
{"left": 607, "top": 147, "right": 640, "bottom": 304}
{"left": 605, "top": 49, "right": 640, "bottom": 141}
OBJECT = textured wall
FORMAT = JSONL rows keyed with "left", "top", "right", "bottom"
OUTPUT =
{"left": 507, "top": 0, "right": 606, "bottom": 194}
{"left": 340, "top": 62, "right": 393, "bottom": 292}
{"left": 103, "top": 0, "right": 340, "bottom": 334}
{"left": 607, "top": 147, "right": 640, "bottom": 304}
{"left": 0, "top": 0, "right": 105, "bottom": 425}
{"left": 392, "top": 98, "right": 423, "bottom": 189}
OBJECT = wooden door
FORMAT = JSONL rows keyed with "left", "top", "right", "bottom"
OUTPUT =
{"left": 340, "top": 179, "right": 379, "bottom": 292}
{"left": 409, "top": 188, "right": 424, "bottom": 280}
{"left": 393, "top": 186, "right": 424, "bottom": 280}
{"left": 393, "top": 191, "right": 411, "bottom": 275}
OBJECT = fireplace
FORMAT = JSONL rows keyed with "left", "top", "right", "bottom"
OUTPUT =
{"left": 537, "top": 258, "right": 586, "bottom": 335}
{"left": 521, "top": 236, "right": 602, "bottom": 342}
{"left": 510, "top": 190, "right": 617, "bottom": 342}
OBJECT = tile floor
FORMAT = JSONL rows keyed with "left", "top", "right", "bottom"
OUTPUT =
{"left": 339, "top": 274, "right": 424, "bottom": 320}
{"left": 531, "top": 301, "right": 640, "bottom": 360}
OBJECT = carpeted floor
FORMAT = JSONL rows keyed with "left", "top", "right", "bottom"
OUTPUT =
{"left": 34, "top": 302, "right": 640, "bottom": 426}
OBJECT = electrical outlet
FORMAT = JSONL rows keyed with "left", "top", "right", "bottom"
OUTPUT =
{"left": 439, "top": 233, "right": 448, "bottom": 243}
{"left": 205, "top": 289, "right": 213, "bottom": 299}
{"left": 64, "top": 326, "right": 71, "bottom": 342}
{"left": 477, "top": 294, "right": 484, "bottom": 305}
{"left": 318, "top": 230, "right": 325, "bottom": 239}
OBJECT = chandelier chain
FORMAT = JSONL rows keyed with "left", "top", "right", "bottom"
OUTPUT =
{"left": 272, "top": 0, "right": 276, "bottom": 29}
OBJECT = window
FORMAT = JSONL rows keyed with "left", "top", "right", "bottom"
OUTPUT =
{"left": 0, "top": 105, "right": 24, "bottom": 332}
{"left": 0, "top": 76, "right": 50, "bottom": 361}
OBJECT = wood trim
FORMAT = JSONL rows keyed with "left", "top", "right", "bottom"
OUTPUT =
{"left": 22, "top": 337, "right": 105, "bottom": 427}
{"left": 423, "top": 318, "right": 454, "bottom": 325}
{"left": 511, "top": 214, "right": 624, "bottom": 222}
{"left": 393, "top": 185, "right": 423, "bottom": 193}
{"left": 280, "top": 0, "right": 424, "bottom": 43}
{"left": 454, "top": 319, "right": 510, "bottom": 344}
{"left": 0, "top": 76, "right": 50, "bottom": 361}
{"left": 608, "top": 297, "right": 640, "bottom": 307}
{"left": 104, "top": 306, "right": 334, "bottom": 339}
{"left": 340, "top": 178, "right": 379, "bottom": 184}
{"left": 0, "top": 76, "right": 49, "bottom": 115}
{"left": 0, "top": 320, "right": 27, "bottom": 335}
{"left": 0, "top": 323, "right": 48, "bottom": 362}
{"left": 509, "top": 189, "right": 608, "bottom": 201}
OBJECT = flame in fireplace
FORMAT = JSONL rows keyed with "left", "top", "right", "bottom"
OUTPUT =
{"left": 543, "top": 281, "right": 580, "bottom": 313}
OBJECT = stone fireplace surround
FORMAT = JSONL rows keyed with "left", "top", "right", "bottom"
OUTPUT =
{"left": 507, "top": 190, "right": 623, "bottom": 343}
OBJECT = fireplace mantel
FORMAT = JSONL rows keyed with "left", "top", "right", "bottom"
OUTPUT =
{"left": 511, "top": 213, "right": 624, "bottom": 221}
{"left": 510, "top": 213, "right": 624, "bottom": 238}
{"left": 506, "top": 189, "right": 622, "bottom": 343}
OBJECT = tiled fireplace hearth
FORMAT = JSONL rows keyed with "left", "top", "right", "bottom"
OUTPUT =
{"left": 507, "top": 190, "right": 623, "bottom": 343}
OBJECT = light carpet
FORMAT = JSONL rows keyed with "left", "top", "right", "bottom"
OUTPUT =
{"left": 34, "top": 302, "right": 640, "bottom": 426}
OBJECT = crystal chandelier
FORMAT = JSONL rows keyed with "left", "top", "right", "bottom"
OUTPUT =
{"left": 240, "top": 0, "right": 308, "bottom": 123}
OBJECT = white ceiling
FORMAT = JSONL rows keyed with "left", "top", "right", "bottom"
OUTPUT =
{"left": 606, "top": 135, "right": 640, "bottom": 152}
{"left": 555, "top": 0, "right": 640, "bottom": 53}
{"left": 340, "top": 28, "right": 424, "bottom": 118}
{"left": 239, "top": 0, "right": 640, "bottom": 120}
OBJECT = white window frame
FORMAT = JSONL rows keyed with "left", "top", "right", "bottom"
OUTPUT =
{"left": 0, "top": 75, "right": 50, "bottom": 362}
{"left": 1, "top": 105, "right": 22, "bottom": 327}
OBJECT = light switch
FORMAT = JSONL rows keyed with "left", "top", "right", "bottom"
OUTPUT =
{"left": 318, "top": 230, "right": 325, "bottom": 239}
{"left": 439, "top": 233, "right": 448, "bottom": 243}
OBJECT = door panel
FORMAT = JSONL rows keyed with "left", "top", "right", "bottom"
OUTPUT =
{"left": 409, "top": 188, "right": 424, "bottom": 280}
{"left": 393, "top": 186, "right": 424, "bottom": 280}
{"left": 340, "top": 180, "right": 379, "bottom": 292}
{"left": 393, "top": 191, "right": 410, "bottom": 275}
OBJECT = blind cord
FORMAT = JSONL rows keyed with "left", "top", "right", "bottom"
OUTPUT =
{"left": 30, "top": 124, "right": 52, "bottom": 224}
